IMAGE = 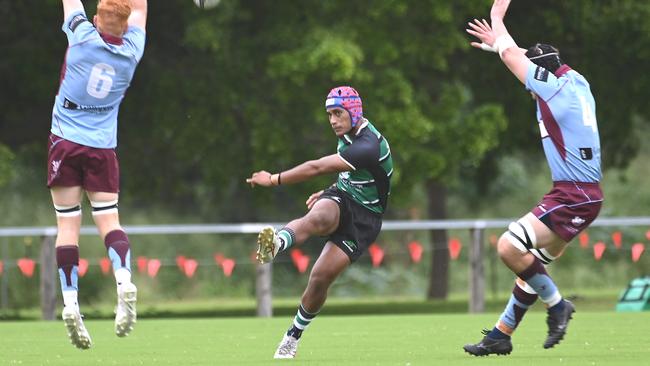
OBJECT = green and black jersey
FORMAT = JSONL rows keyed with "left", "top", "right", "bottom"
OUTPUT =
{"left": 336, "top": 119, "right": 393, "bottom": 214}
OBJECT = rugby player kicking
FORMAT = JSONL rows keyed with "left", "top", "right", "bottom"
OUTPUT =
{"left": 247, "top": 86, "right": 394, "bottom": 359}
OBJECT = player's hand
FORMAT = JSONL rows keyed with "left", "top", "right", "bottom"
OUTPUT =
{"left": 466, "top": 19, "right": 496, "bottom": 51}
{"left": 490, "top": 0, "right": 511, "bottom": 21}
{"left": 306, "top": 190, "right": 324, "bottom": 210}
{"left": 246, "top": 170, "right": 273, "bottom": 187}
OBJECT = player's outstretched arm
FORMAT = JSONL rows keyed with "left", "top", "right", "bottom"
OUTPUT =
{"left": 246, "top": 154, "right": 350, "bottom": 188}
{"left": 489, "top": 0, "right": 531, "bottom": 84}
{"left": 128, "top": 0, "right": 147, "bottom": 31}
{"left": 467, "top": 0, "right": 531, "bottom": 84}
{"left": 62, "top": 0, "right": 84, "bottom": 21}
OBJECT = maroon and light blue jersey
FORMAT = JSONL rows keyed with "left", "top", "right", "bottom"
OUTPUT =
{"left": 525, "top": 63, "right": 601, "bottom": 183}
{"left": 51, "top": 10, "right": 146, "bottom": 149}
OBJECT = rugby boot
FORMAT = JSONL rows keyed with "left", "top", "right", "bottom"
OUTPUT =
{"left": 543, "top": 299, "right": 575, "bottom": 349}
{"left": 62, "top": 306, "right": 92, "bottom": 350}
{"left": 463, "top": 329, "right": 512, "bottom": 356}
{"left": 115, "top": 282, "right": 138, "bottom": 337}
{"left": 256, "top": 226, "right": 280, "bottom": 264}
{"left": 274, "top": 334, "right": 299, "bottom": 359}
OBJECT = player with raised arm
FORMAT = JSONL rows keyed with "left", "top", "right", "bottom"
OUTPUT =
{"left": 463, "top": 0, "right": 603, "bottom": 356}
{"left": 49, "top": 0, "right": 147, "bottom": 349}
{"left": 246, "top": 86, "right": 393, "bottom": 359}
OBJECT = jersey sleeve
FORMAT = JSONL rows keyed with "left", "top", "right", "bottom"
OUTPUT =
{"left": 339, "top": 136, "right": 380, "bottom": 170}
{"left": 123, "top": 26, "right": 147, "bottom": 62}
{"left": 525, "top": 62, "right": 566, "bottom": 102}
{"left": 62, "top": 10, "right": 96, "bottom": 45}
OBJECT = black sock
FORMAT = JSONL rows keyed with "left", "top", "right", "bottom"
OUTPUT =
{"left": 286, "top": 325, "right": 303, "bottom": 340}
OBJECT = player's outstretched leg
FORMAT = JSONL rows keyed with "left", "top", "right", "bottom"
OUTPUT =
{"left": 104, "top": 229, "right": 137, "bottom": 337}
{"left": 57, "top": 245, "right": 92, "bottom": 349}
{"left": 544, "top": 299, "right": 575, "bottom": 348}
{"left": 256, "top": 226, "right": 296, "bottom": 264}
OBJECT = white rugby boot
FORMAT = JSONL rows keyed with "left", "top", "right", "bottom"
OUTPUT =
{"left": 256, "top": 226, "right": 281, "bottom": 264}
{"left": 62, "top": 306, "right": 92, "bottom": 350}
{"left": 274, "top": 334, "right": 299, "bottom": 359}
{"left": 115, "top": 282, "right": 137, "bottom": 337}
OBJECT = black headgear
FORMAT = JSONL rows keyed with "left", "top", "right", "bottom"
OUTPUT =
{"left": 525, "top": 43, "right": 564, "bottom": 73}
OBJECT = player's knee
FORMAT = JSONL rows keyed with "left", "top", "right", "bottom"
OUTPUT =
{"left": 305, "top": 211, "right": 336, "bottom": 235}
{"left": 496, "top": 234, "right": 515, "bottom": 259}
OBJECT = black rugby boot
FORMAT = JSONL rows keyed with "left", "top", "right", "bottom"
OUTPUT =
{"left": 544, "top": 299, "right": 576, "bottom": 349}
{"left": 463, "top": 329, "right": 513, "bottom": 356}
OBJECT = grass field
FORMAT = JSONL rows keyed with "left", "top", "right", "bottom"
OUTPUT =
{"left": 1, "top": 288, "right": 624, "bottom": 320}
{"left": 1, "top": 312, "right": 648, "bottom": 365}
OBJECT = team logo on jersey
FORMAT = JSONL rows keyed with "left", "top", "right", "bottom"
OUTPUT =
{"left": 534, "top": 66, "right": 549, "bottom": 82}
{"left": 341, "top": 240, "right": 357, "bottom": 252}
{"left": 69, "top": 14, "right": 87, "bottom": 32}
{"left": 62, "top": 98, "right": 113, "bottom": 114}
{"left": 579, "top": 148, "right": 593, "bottom": 160}
{"left": 571, "top": 216, "right": 586, "bottom": 227}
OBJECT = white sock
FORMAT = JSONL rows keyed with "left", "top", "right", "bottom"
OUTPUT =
{"left": 114, "top": 268, "right": 132, "bottom": 288}
{"left": 62, "top": 290, "right": 79, "bottom": 309}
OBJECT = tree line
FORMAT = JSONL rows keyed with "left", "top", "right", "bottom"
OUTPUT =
{"left": 1, "top": 0, "right": 649, "bottom": 298}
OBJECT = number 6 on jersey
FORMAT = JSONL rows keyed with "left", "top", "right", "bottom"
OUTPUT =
{"left": 86, "top": 63, "right": 115, "bottom": 99}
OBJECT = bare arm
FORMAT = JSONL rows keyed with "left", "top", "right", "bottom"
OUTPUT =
{"left": 128, "top": 0, "right": 147, "bottom": 30}
{"left": 466, "top": 0, "right": 532, "bottom": 85}
{"left": 62, "top": 0, "right": 84, "bottom": 21}
{"left": 489, "top": 0, "right": 532, "bottom": 84}
{"left": 246, "top": 154, "right": 350, "bottom": 188}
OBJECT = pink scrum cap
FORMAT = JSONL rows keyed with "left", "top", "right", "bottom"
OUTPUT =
{"left": 325, "top": 86, "right": 363, "bottom": 127}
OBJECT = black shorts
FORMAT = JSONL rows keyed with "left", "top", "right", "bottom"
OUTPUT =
{"left": 318, "top": 187, "right": 382, "bottom": 262}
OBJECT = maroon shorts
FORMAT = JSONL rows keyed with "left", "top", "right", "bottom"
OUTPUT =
{"left": 531, "top": 181, "right": 603, "bottom": 242}
{"left": 47, "top": 133, "right": 120, "bottom": 193}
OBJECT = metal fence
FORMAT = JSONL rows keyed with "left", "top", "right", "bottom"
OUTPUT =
{"left": 2, "top": 216, "right": 650, "bottom": 320}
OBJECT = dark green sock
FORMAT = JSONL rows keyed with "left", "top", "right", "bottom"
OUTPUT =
{"left": 277, "top": 228, "right": 296, "bottom": 252}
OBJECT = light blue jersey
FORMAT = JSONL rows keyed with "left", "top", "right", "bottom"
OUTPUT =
{"left": 525, "top": 63, "right": 602, "bottom": 183}
{"left": 51, "top": 11, "right": 146, "bottom": 148}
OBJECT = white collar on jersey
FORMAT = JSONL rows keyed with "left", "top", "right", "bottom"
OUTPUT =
{"left": 354, "top": 118, "right": 368, "bottom": 136}
{"left": 343, "top": 118, "right": 369, "bottom": 142}
{"left": 355, "top": 119, "right": 369, "bottom": 135}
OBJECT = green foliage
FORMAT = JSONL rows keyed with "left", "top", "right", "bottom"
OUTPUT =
{"left": 2, "top": 0, "right": 650, "bottom": 219}
{"left": 93, "top": 0, "right": 510, "bottom": 218}
{"left": 0, "top": 144, "right": 14, "bottom": 188}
